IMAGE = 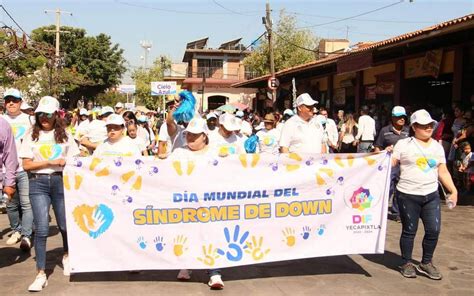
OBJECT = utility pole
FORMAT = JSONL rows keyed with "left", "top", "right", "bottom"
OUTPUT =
{"left": 44, "top": 8, "right": 72, "bottom": 59}
{"left": 263, "top": 1, "right": 276, "bottom": 102}
{"left": 140, "top": 40, "right": 152, "bottom": 68}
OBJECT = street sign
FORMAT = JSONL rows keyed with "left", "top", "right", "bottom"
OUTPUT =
{"left": 118, "top": 84, "right": 136, "bottom": 94}
{"left": 151, "top": 81, "right": 177, "bottom": 96}
{"left": 268, "top": 77, "right": 279, "bottom": 90}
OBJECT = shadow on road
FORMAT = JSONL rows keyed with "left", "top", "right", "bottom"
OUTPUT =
{"left": 0, "top": 246, "right": 31, "bottom": 268}
{"left": 71, "top": 255, "right": 371, "bottom": 283}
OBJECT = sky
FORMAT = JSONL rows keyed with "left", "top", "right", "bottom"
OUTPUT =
{"left": 1, "top": 0, "right": 473, "bottom": 83}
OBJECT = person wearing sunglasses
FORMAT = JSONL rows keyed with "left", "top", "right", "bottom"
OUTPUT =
{"left": 1, "top": 88, "right": 34, "bottom": 251}
{"left": 18, "top": 96, "right": 80, "bottom": 292}
{"left": 389, "top": 109, "right": 457, "bottom": 281}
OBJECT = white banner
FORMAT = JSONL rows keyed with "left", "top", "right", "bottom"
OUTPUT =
{"left": 151, "top": 81, "right": 177, "bottom": 96}
{"left": 64, "top": 152, "right": 391, "bottom": 273}
{"left": 118, "top": 84, "right": 136, "bottom": 94}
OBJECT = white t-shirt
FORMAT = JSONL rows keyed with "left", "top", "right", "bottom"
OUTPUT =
{"left": 257, "top": 128, "right": 280, "bottom": 154}
{"left": 279, "top": 115, "right": 324, "bottom": 154}
{"left": 75, "top": 120, "right": 90, "bottom": 140}
{"left": 92, "top": 136, "right": 142, "bottom": 157}
{"left": 393, "top": 137, "right": 446, "bottom": 195}
{"left": 19, "top": 130, "right": 80, "bottom": 174}
{"left": 129, "top": 136, "right": 147, "bottom": 153}
{"left": 340, "top": 123, "right": 358, "bottom": 144}
{"left": 208, "top": 130, "right": 245, "bottom": 156}
{"left": 325, "top": 118, "right": 339, "bottom": 147}
{"left": 171, "top": 145, "right": 215, "bottom": 162}
{"left": 2, "top": 113, "right": 32, "bottom": 171}
{"left": 158, "top": 123, "right": 186, "bottom": 157}
{"left": 137, "top": 126, "right": 154, "bottom": 146}
{"left": 82, "top": 119, "right": 107, "bottom": 143}
{"left": 355, "top": 115, "right": 376, "bottom": 142}
{"left": 240, "top": 120, "right": 253, "bottom": 137}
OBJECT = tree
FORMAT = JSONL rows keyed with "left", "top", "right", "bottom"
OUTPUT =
{"left": 30, "top": 26, "right": 127, "bottom": 108}
{"left": 244, "top": 10, "right": 320, "bottom": 76}
{"left": 132, "top": 56, "right": 171, "bottom": 110}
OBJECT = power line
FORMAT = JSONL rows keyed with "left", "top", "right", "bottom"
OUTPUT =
{"left": 0, "top": 4, "right": 31, "bottom": 39}
{"left": 286, "top": 11, "right": 433, "bottom": 24}
{"left": 297, "top": 0, "right": 405, "bottom": 29}
{"left": 211, "top": 0, "right": 247, "bottom": 16}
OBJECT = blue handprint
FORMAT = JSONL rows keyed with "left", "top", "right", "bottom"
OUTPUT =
{"left": 137, "top": 236, "right": 147, "bottom": 249}
{"left": 301, "top": 226, "right": 311, "bottom": 240}
{"left": 317, "top": 225, "right": 326, "bottom": 236}
{"left": 154, "top": 236, "right": 165, "bottom": 252}
{"left": 217, "top": 225, "right": 249, "bottom": 262}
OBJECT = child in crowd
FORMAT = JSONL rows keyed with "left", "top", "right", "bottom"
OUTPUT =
{"left": 127, "top": 121, "right": 148, "bottom": 156}
{"left": 458, "top": 142, "right": 473, "bottom": 192}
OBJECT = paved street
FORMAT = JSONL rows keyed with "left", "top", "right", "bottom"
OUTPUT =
{"left": 1, "top": 201, "right": 473, "bottom": 295}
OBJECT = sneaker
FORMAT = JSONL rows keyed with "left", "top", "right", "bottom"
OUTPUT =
{"left": 177, "top": 269, "right": 192, "bottom": 280}
{"left": 6, "top": 231, "right": 21, "bottom": 245}
{"left": 28, "top": 274, "right": 48, "bottom": 292}
{"left": 20, "top": 237, "right": 32, "bottom": 252}
{"left": 400, "top": 262, "right": 417, "bottom": 278}
{"left": 208, "top": 274, "right": 224, "bottom": 290}
{"left": 416, "top": 262, "right": 443, "bottom": 280}
{"left": 62, "top": 256, "right": 71, "bottom": 276}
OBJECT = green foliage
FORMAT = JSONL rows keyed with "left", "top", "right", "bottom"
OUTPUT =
{"left": 132, "top": 56, "right": 172, "bottom": 110}
{"left": 244, "top": 10, "right": 319, "bottom": 76}
{"left": 95, "top": 91, "right": 127, "bottom": 107}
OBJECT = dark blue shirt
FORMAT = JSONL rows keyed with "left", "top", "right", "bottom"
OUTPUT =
{"left": 374, "top": 124, "right": 409, "bottom": 149}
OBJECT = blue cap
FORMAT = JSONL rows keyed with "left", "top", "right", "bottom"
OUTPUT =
{"left": 392, "top": 106, "right": 406, "bottom": 117}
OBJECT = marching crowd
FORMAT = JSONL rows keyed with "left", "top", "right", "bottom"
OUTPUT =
{"left": 0, "top": 88, "right": 463, "bottom": 291}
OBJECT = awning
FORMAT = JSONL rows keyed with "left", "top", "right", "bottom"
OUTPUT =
{"left": 337, "top": 52, "right": 373, "bottom": 74}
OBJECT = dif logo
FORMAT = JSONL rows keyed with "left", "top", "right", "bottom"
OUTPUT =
{"left": 352, "top": 214, "right": 372, "bottom": 224}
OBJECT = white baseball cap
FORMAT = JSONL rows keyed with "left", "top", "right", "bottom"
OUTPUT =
{"left": 137, "top": 115, "right": 148, "bottom": 123}
{"left": 235, "top": 110, "right": 244, "bottom": 118}
{"left": 410, "top": 109, "right": 436, "bottom": 126}
{"left": 283, "top": 109, "right": 294, "bottom": 116}
{"left": 99, "top": 106, "right": 114, "bottom": 116}
{"left": 3, "top": 88, "right": 22, "bottom": 100}
{"left": 206, "top": 112, "right": 217, "bottom": 120}
{"left": 79, "top": 108, "right": 90, "bottom": 116}
{"left": 35, "top": 96, "right": 60, "bottom": 114}
{"left": 105, "top": 113, "right": 125, "bottom": 126}
{"left": 185, "top": 117, "right": 209, "bottom": 135}
{"left": 392, "top": 106, "right": 407, "bottom": 117}
{"left": 115, "top": 102, "right": 124, "bottom": 108}
{"left": 255, "top": 122, "right": 265, "bottom": 131}
{"left": 20, "top": 102, "right": 33, "bottom": 110}
{"left": 219, "top": 113, "right": 241, "bottom": 132}
{"left": 295, "top": 93, "right": 318, "bottom": 107}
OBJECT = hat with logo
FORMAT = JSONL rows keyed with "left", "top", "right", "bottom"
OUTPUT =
{"left": 410, "top": 109, "right": 436, "bottom": 126}
{"left": 185, "top": 117, "right": 209, "bottom": 135}
{"left": 79, "top": 108, "right": 90, "bottom": 116}
{"left": 35, "top": 96, "right": 60, "bottom": 114}
{"left": 283, "top": 109, "right": 294, "bottom": 116}
{"left": 20, "top": 102, "right": 33, "bottom": 110}
{"left": 295, "top": 93, "right": 318, "bottom": 107}
{"left": 105, "top": 113, "right": 125, "bottom": 126}
{"left": 3, "top": 88, "right": 22, "bottom": 100}
{"left": 99, "top": 106, "right": 114, "bottom": 116}
{"left": 115, "top": 102, "right": 124, "bottom": 108}
{"left": 235, "top": 110, "right": 244, "bottom": 118}
{"left": 219, "top": 113, "right": 241, "bottom": 131}
{"left": 263, "top": 113, "right": 276, "bottom": 122}
{"left": 206, "top": 112, "right": 217, "bottom": 120}
{"left": 392, "top": 106, "right": 407, "bottom": 117}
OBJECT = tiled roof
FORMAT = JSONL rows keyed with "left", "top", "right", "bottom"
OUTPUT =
{"left": 233, "top": 13, "right": 474, "bottom": 88}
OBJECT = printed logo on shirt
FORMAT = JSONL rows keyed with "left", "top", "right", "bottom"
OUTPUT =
{"left": 39, "top": 144, "right": 63, "bottom": 160}
{"left": 11, "top": 124, "right": 27, "bottom": 140}
{"left": 262, "top": 136, "right": 276, "bottom": 146}
{"left": 416, "top": 157, "right": 437, "bottom": 173}
{"left": 218, "top": 145, "right": 237, "bottom": 157}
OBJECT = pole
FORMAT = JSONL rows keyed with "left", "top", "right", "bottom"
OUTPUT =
{"left": 264, "top": 1, "right": 276, "bottom": 102}
{"left": 44, "top": 8, "right": 72, "bottom": 58}
{"left": 201, "top": 72, "right": 206, "bottom": 113}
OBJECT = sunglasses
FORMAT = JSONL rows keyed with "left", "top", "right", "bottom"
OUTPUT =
{"left": 414, "top": 123, "right": 434, "bottom": 130}
{"left": 4, "top": 97, "right": 21, "bottom": 103}
{"left": 37, "top": 112, "right": 54, "bottom": 119}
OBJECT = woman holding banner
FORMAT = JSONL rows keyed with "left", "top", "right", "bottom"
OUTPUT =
{"left": 390, "top": 109, "right": 457, "bottom": 280}
{"left": 19, "top": 96, "right": 80, "bottom": 292}
{"left": 171, "top": 117, "right": 225, "bottom": 290}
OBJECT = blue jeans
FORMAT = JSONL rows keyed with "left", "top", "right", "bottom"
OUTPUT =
{"left": 6, "top": 171, "right": 33, "bottom": 238}
{"left": 29, "top": 174, "right": 68, "bottom": 270}
{"left": 357, "top": 141, "right": 373, "bottom": 153}
{"left": 389, "top": 166, "right": 400, "bottom": 216}
{"left": 397, "top": 190, "right": 441, "bottom": 264}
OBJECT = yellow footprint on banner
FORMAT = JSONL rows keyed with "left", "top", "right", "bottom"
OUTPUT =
{"left": 172, "top": 161, "right": 183, "bottom": 176}
{"left": 245, "top": 236, "right": 270, "bottom": 261}
{"left": 319, "top": 168, "right": 334, "bottom": 177}
{"left": 282, "top": 227, "right": 296, "bottom": 247}
{"left": 288, "top": 153, "right": 302, "bottom": 162}
{"left": 187, "top": 161, "right": 195, "bottom": 175}
{"left": 316, "top": 173, "right": 326, "bottom": 186}
{"left": 74, "top": 173, "right": 83, "bottom": 190}
{"left": 95, "top": 167, "right": 110, "bottom": 177}
{"left": 132, "top": 175, "right": 142, "bottom": 191}
{"left": 173, "top": 235, "right": 188, "bottom": 257}
{"left": 172, "top": 161, "right": 196, "bottom": 176}
{"left": 334, "top": 156, "right": 345, "bottom": 168}
{"left": 284, "top": 153, "right": 302, "bottom": 172}
{"left": 197, "top": 244, "right": 220, "bottom": 266}
{"left": 121, "top": 171, "right": 135, "bottom": 183}
{"left": 316, "top": 167, "right": 335, "bottom": 186}
{"left": 347, "top": 154, "right": 355, "bottom": 167}
{"left": 63, "top": 174, "right": 71, "bottom": 190}
{"left": 364, "top": 156, "right": 376, "bottom": 166}
{"left": 89, "top": 157, "right": 101, "bottom": 171}
{"left": 239, "top": 154, "right": 261, "bottom": 168}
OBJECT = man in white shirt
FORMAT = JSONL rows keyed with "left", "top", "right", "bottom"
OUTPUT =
{"left": 319, "top": 107, "right": 339, "bottom": 152}
{"left": 208, "top": 113, "right": 245, "bottom": 156}
{"left": 80, "top": 106, "right": 114, "bottom": 155}
{"left": 279, "top": 93, "right": 326, "bottom": 154}
{"left": 355, "top": 105, "right": 376, "bottom": 153}
{"left": 1, "top": 88, "right": 33, "bottom": 250}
